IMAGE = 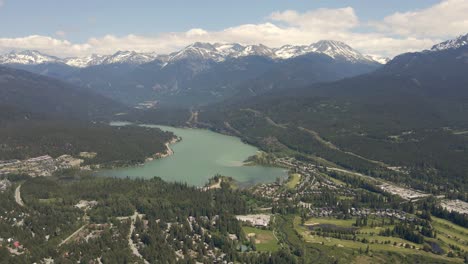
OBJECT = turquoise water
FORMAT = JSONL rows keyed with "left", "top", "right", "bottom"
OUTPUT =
{"left": 97, "top": 124, "right": 286, "bottom": 186}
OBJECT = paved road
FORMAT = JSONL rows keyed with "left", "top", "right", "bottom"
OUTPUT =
{"left": 15, "top": 185, "right": 25, "bottom": 207}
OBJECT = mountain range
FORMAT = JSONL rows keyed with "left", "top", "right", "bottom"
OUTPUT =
{"left": 0, "top": 40, "right": 384, "bottom": 107}
{"left": 0, "top": 40, "right": 385, "bottom": 67}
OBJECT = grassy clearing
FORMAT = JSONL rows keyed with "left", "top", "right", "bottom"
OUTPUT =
{"left": 432, "top": 217, "right": 468, "bottom": 237}
{"left": 286, "top": 173, "right": 301, "bottom": 189}
{"left": 431, "top": 216, "right": 468, "bottom": 252}
{"left": 318, "top": 171, "right": 347, "bottom": 186}
{"left": 297, "top": 216, "right": 462, "bottom": 263}
{"left": 243, "top": 226, "right": 279, "bottom": 252}
{"left": 298, "top": 217, "right": 418, "bottom": 253}
{"left": 305, "top": 217, "right": 355, "bottom": 227}
{"left": 274, "top": 215, "right": 459, "bottom": 264}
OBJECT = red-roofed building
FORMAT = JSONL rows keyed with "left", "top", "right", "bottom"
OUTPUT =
{"left": 13, "top": 241, "right": 20, "bottom": 248}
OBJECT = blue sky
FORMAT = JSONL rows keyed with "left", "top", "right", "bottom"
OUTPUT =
{"left": 0, "top": 0, "right": 466, "bottom": 57}
{"left": 0, "top": 0, "right": 440, "bottom": 41}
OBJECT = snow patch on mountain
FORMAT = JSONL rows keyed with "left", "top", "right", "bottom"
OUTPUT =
{"left": 100, "top": 51, "right": 158, "bottom": 65}
{"left": 274, "top": 45, "right": 310, "bottom": 59}
{"left": 308, "top": 40, "right": 375, "bottom": 63}
{"left": 0, "top": 50, "right": 60, "bottom": 65}
{"left": 64, "top": 54, "right": 107, "bottom": 68}
{"left": 431, "top": 34, "right": 468, "bottom": 51}
{"left": 365, "top": 54, "right": 390, "bottom": 64}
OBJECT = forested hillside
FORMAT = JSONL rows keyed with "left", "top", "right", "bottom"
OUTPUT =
{"left": 201, "top": 41, "right": 468, "bottom": 195}
{"left": 0, "top": 66, "right": 176, "bottom": 166}
{"left": 0, "top": 121, "right": 174, "bottom": 166}
{"left": 0, "top": 66, "right": 126, "bottom": 123}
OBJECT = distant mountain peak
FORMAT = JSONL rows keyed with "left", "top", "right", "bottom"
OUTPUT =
{"left": 189, "top": 42, "right": 216, "bottom": 50}
{"left": 314, "top": 40, "right": 349, "bottom": 47}
{"left": 365, "top": 54, "right": 391, "bottom": 64}
{"left": 308, "top": 40, "right": 374, "bottom": 63}
{"left": 64, "top": 54, "right": 106, "bottom": 68}
{"left": 0, "top": 50, "right": 60, "bottom": 65}
{"left": 431, "top": 33, "right": 468, "bottom": 51}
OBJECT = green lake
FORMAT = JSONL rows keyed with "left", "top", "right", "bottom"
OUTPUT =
{"left": 97, "top": 124, "right": 287, "bottom": 187}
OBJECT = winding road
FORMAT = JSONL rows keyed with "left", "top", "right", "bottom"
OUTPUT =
{"left": 15, "top": 184, "right": 25, "bottom": 207}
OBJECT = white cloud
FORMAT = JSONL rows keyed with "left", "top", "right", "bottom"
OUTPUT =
{"left": 269, "top": 8, "right": 359, "bottom": 30}
{"left": 0, "top": 1, "right": 467, "bottom": 58}
{"left": 0, "top": 35, "right": 91, "bottom": 57}
{"left": 0, "top": 0, "right": 4, "bottom": 8}
{"left": 372, "top": 0, "right": 468, "bottom": 38}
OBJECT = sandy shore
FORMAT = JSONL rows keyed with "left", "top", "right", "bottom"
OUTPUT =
{"left": 151, "top": 137, "right": 180, "bottom": 160}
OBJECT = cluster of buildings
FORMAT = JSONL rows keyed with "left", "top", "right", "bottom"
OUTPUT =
{"left": 0, "top": 237, "right": 24, "bottom": 256}
{"left": 129, "top": 214, "right": 231, "bottom": 263}
{"left": 75, "top": 200, "right": 98, "bottom": 211}
{"left": 440, "top": 199, "right": 468, "bottom": 215}
{"left": 0, "top": 179, "right": 11, "bottom": 192}
{"left": 306, "top": 207, "right": 412, "bottom": 221}
{"left": 253, "top": 157, "right": 350, "bottom": 202}
{"left": 378, "top": 183, "right": 430, "bottom": 201}
{"left": 0, "top": 154, "right": 84, "bottom": 177}
{"left": 235, "top": 214, "right": 271, "bottom": 227}
{"left": 0, "top": 210, "right": 28, "bottom": 256}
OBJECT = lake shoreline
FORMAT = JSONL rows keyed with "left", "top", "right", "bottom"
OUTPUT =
{"left": 98, "top": 123, "right": 288, "bottom": 187}
{"left": 148, "top": 136, "right": 180, "bottom": 161}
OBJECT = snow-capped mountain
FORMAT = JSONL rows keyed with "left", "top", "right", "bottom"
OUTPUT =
{"left": 100, "top": 51, "right": 159, "bottom": 65}
{"left": 165, "top": 40, "right": 378, "bottom": 64}
{"left": 64, "top": 51, "right": 159, "bottom": 68}
{"left": 272, "top": 41, "right": 383, "bottom": 63}
{"left": 0, "top": 40, "right": 384, "bottom": 68}
{"left": 64, "top": 54, "right": 107, "bottom": 68}
{"left": 365, "top": 54, "right": 390, "bottom": 64}
{"left": 167, "top": 42, "right": 226, "bottom": 62}
{"left": 431, "top": 33, "right": 468, "bottom": 51}
{"left": 166, "top": 42, "right": 276, "bottom": 63}
{"left": 0, "top": 50, "right": 60, "bottom": 65}
{"left": 0, "top": 50, "right": 159, "bottom": 68}
{"left": 307, "top": 40, "right": 375, "bottom": 63}
{"left": 273, "top": 45, "right": 312, "bottom": 59}
{"left": 236, "top": 44, "right": 275, "bottom": 58}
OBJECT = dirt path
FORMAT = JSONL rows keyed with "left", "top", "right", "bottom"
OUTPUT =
{"left": 15, "top": 184, "right": 25, "bottom": 207}
{"left": 127, "top": 211, "right": 149, "bottom": 264}
{"left": 58, "top": 224, "right": 87, "bottom": 247}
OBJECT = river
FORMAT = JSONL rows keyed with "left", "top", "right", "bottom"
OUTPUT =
{"left": 97, "top": 124, "right": 287, "bottom": 187}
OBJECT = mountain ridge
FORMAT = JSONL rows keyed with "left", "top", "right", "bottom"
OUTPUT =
{"left": 0, "top": 40, "right": 386, "bottom": 68}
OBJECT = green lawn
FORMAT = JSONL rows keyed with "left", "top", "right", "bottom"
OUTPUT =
{"left": 243, "top": 226, "right": 279, "bottom": 252}
{"left": 305, "top": 216, "right": 355, "bottom": 227}
{"left": 297, "top": 216, "right": 462, "bottom": 263}
{"left": 272, "top": 215, "right": 461, "bottom": 264}
{"left": 431, "top": 216, "right": 468, "bottom": 252}
{"left": 286, "top": 173, "right": 301, "bottom": 189}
